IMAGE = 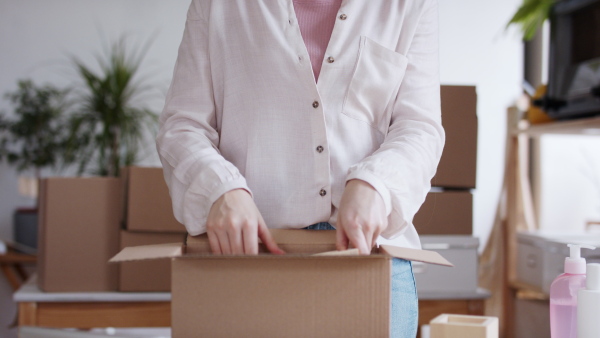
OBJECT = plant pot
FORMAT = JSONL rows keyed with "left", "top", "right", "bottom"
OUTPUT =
{"left": 14, "top": 207, "right": 38, "bottom": 250}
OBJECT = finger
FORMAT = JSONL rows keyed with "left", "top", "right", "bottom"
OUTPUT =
{"left": 336, "top": 224, "right": 349, "bottom": 251}
{"left": 258, "top": 218, "right": 284, "bottom": 255}
{"left": 242, "top": 223, "right": 259, "bottom": 255}
{"left": 372, "top": 227, "right": 382, "bottom": 250}
{"left": 228, "top": 225, "right": 244, "bottom": 255}
{"left": 345, "top": 223, "right": 370, "bottom": 255}
{"left": 216, "top": 230, "right": 232, "bottom": 255}
{"left": 207, "top": 230, "right": 222, "bottom": 255}
{"left": 362, "top": 226, "right": 375, "bottom": 253}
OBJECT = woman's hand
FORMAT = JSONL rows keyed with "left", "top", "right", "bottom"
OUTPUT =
{"left": 206, "top": 189, "right": 284, "bottom": 255}
{"left": 336, "top": 179, "right": 388, "bottom": 255}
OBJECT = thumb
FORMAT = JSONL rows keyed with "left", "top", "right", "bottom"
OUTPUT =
{"left": 336, "top": 224, "right": 349, "bottom": 251}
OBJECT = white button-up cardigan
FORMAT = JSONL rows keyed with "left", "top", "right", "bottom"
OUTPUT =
{"left": 156, "top": 0, "right": 445, "bottom": 249}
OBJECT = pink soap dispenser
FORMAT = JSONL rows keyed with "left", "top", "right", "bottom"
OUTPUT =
{"left": 549, "top": 243, "right": 596, "bottom": 338}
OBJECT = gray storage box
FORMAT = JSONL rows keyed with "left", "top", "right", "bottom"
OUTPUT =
{"left": 414, "top": 236, "right": 479, "bottom": 295}
{"left": 516, "top": 232, "right": 600, "bottom": 294}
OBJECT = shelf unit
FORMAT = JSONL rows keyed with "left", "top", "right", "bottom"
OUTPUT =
{"left": 501, "top": 113, "right": 600, "bottom": 336}
{"left": 517, "top": 115, "right": 600, "bottom": 137}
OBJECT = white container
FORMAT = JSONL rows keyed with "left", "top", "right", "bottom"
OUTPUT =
{"left": 516, "top": 232, "right": 600, "bottom": 294}
{"left": 578, "top": 263, "right": 600, "bottom": 338}
{"left": 414, "top": 236, "right": 479, "bottom": 294}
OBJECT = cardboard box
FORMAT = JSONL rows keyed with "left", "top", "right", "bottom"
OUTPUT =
{"left": 111, "top": 230, "right": 452, "bottom": 337}
{"left": 119, "top": 230, "right": 186, "bottom": 292}
{"left": 122, "top": 166, "right": 186, "bottom": 233}
{"left": 414, "top": 190, "right": 473, "bottom": 235}
{"left": 414, "top": 235, "right": 479, "bottom": 294}
{"left": 430, "top": 314, "right": 498, "bottom": 338}
{"left": 38, "top": 177, "right": 122, "bottom": 292}
{"left": 433, "top": 86, "right": 478, "bottom": 189}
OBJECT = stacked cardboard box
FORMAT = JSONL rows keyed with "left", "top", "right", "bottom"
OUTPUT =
{"left": 37, "top": 167, "right": 187, "bottom": 292}
{"left": 119, "top": 230, "right": 185, "bottom": 292}
{"left": 432, "top": 86, "right": 478, "bottom": 191}
{"left": 412, "top": 85, "right": 480, "bottom": 299}
{"left": 414, "top": 85, "right": 477, "bottom": 236}
{"left": 119, "top": 167, "right": 187, "bottom": 292}
{"left": 37, "top": 177, "right": 122, "bottom": 292}
{"left": 121, "top": 166, "right": 185, "bottom": 233}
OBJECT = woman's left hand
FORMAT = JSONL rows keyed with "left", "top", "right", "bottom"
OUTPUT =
{"left": 336, "top": 179, "right": 388, "bottom": 255}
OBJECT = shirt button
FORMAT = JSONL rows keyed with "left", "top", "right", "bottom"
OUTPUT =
{"left": 339, "top": 14, "right": 347, "bottom": 20}
{"left": 327, "top": 56, "right": 335, "bottom": 63}
{"left": 316, "top": 145, "right": 324, "bottom": 153}
{"left": 319, "top": 189, "right": 327, "bottom": 197}
{"left": 312, "top": 101, "right": 319, "bottom": 108}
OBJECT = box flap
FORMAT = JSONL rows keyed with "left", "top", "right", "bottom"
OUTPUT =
{"left": 185, "top": 230, "right": 453, "bottom": 265}
{"left": 267, "top": 229, "right": 337, "bottom": 244}
{"left": 185, "top": 229, "right": 338, "bottom": 254}
{"left": 313, "top": 248, "right": 360, "bottom": 256}
{"left": 380, "top": 245, "right": 454, "bottom": 267}
{"left": 109, "top": 243, "right": 182, "bottom": 262}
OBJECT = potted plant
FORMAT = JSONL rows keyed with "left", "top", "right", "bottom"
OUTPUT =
{"left": 65, "top": 38, "right": 158, "bottom": 177}
{"left": 0, "top": 80, "right": 71, "bottom": 249}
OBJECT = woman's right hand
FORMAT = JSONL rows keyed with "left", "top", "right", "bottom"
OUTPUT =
{"left": 206, "top": 189, "right": 284, "bottom": 255}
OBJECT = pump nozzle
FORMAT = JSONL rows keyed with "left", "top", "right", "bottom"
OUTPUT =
{"left": 568, "top": 244, "right": 596, "bottom": 259}
{"left": 565, "top": 244, "right": 597, "bottom": 274}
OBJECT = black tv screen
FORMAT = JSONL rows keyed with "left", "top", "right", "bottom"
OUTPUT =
{"left": 546, "top": 0, "right": 600, "bottom": 119}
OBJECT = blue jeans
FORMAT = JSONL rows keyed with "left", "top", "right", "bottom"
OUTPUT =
{"left": 305, "top": 223, "right": 418, "bottom": 338}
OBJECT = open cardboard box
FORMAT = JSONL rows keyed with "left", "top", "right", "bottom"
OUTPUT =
{"left": 111, "top": 229, "right": 453, "bottom": 337}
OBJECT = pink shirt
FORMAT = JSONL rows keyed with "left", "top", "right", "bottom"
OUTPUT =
{"left": 293, "top": 0, "right": 343, "bottom": 82}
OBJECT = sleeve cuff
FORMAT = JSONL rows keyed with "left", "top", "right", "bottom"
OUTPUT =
{"left": 182, "top": 175, "right": 252, "bottom": 236}
{"left": 206, "top": 176, "right": 253, "bottom": 206}
{"left": 345, "top": 170, "right": 392, "bottom": 216}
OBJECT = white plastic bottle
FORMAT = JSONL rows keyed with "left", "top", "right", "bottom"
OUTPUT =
{"left": 549, "top": 244, "right": 595, "bottom": 338}
{"left": 578, "top": 263, "right": 600, "bottom": 338}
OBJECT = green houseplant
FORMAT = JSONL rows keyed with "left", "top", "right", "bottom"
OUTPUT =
{"left": 65, "top": 38, "right": 158, "bottom": 177}
{"left": 0, "top": 79, "right": 71, "bottom": 249}
{"left": 508, "top": 0, "right": 556, "bottom": 41}
{"left": 0, "top": 80, "right": 70, "bottom": 179}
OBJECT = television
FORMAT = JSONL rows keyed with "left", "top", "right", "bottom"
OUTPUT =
{"left": 541, "top": 0, "right": 600, "bottom": 119}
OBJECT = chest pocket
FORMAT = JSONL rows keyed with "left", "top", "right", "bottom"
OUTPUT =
{"left": 342, "top": 36, "right": 409, "bottom": 135}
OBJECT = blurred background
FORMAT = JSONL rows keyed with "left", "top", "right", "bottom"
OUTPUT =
{"left": 0, "top": 1, "right": 522, "bottom": 336}
{"left": 4, "top": 1, "right": 600, "bottom": 337}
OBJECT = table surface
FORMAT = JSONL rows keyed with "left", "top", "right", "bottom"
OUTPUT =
{"left": 15, "top": 274, "right": 489, "bottom": 303}
{"left": 418, "top": 288, "right": 491, "bottom": 300}
{"left": 14, "top": 275, "right": 171, "bottom": 303}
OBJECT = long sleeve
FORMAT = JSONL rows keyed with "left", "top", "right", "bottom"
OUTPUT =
{"left": 156, "top": 1, "right": 251, "bottom": 236}
{"left": 345, "top": 0, "right": 444, "bottom": 239}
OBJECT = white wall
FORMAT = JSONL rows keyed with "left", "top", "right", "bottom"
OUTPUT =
{"left": 537, "top": 135, "right": 600, "bottom": 233}
{"left": 438, "top": 0, "right": 523, "bottom": 249}
{"left": 0, "top": 1, "right": 190, "bottom": 337}
{"left": 0, "top": 1, "right": 524, "bottom": 337}
{"left": 0, "top": 0, "right": 189, "bottom": 241}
